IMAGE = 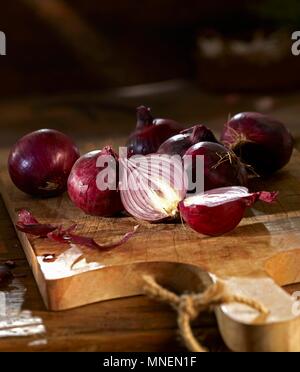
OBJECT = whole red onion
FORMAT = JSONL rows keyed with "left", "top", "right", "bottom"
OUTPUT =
{"left": 68, "top": 146, "right": 123, "bottom": 216}
{"left": 221, "top": 112, "right": 294, "bottom": 176}
{"left": 184, "top": 142, "right": 248, "bottom": 192}
{"left": 8, "top": 129, "right": 80, "bottom": 197}
{"left": 157, "top": 125, "right": 219, "bottom": 157}
{"left": 126, "top": 106, "right": 183, "bottom": 155}
{"left": 179, "top": 187, "right": 278, "bottom": 236}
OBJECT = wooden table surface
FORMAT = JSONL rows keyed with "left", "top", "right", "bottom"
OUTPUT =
{"left": 0, "top": 81, "right": 299, "bottom": 351}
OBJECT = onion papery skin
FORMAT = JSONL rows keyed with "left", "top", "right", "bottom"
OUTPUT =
{"left": 120, "top": 154, "right": 187, "bottom": 221}
{"left": 68, "top": 147, "right": 123, "bottom": 216}
{"left": 8, "top": 129, "right": 80, "bottom": 197}
{"left": 126, "top": 106, "right": 183, "bottom": 155}
{"left": 221, "top": 112, "right": 294, "bottom": 176}
{"left": 179, "top": 187, "right": 278, "bottom": 236}
{"left": 184, "top": 142, "right": 248, "bottom": 192}
{"left": 157, "top": 124, "right": 219, "bottom": 157}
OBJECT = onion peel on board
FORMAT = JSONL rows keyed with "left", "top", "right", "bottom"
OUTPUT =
{"left": 16, "top": 209, "right": 57, "bottom": 237}
{"left": 16, "top": 209, "right": 139, "bottom": 251}
{"left": 47, "top": 225, "right": 139, "bottom": 251}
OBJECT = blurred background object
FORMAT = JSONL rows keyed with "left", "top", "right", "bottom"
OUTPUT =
{"left": 197, "top": 30, "right": 300, "bottom": 92}
{"left": 0, "top": 0, "right": 299, "bottom": 98}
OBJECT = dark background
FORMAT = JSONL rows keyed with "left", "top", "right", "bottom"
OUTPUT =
{"left": 0, "top": 1, "right": 299, "bottom": 353}
{"left": 0, "top": 0, "right": 299, "bottom": 98}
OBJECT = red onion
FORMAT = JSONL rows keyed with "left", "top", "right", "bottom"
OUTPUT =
{"left": 184, "top": 142, "right": 248, "bottom": 192}
{"left": 119, "top": 155, "right": 277, "bottom": 235}
{"left": 8, "top": 129, "right": 80, "bottom": 197}
{"left": 221, "top": 112, "right": 294, "bottom": 176}
{"left": 126, "top": 106, "right": 183, "bottom": 155}
{"left": 179, "top": 187, "right": 278, "bottom": 236}
{"left": 157, "top": 125, "right": 219, "bottom": 157}
{"left": 68, "top": 146, "right": 123, "bottom": 216}
{"left": 120, "top": 154, "right": 187, "bottom": 221}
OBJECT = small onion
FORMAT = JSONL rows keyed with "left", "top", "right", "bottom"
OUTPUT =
{"left": 221, "top": 112, "right": 294, "bottom": 176}
{"left": 126, "top": 106, "right": 183, "bottom": 155}
{"left": 68, "top": 146, "right": 123, "bottom": 216}
{"left": 179, "top": 187, "right": 278, "bottom": 236}
{"left": 8, "top": 129, "right": 80, "bottom": 197}
{"left": 157, "top": 124, "right": 218, "bottom": 157}
{"left": 184, "top": 142, "right": 248, "bottom": 192}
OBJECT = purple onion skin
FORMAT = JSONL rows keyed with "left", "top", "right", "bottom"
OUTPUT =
{"left": 68, "top": 148, "right": 123, "bottom": 217}
{"left": 184, "top": 142, "right": 248, "bottom": 192}
{"left": 8, "top": 129, "right": 80, "bottom": 197}
{"left": 157, "top": 125, "right": 219, "bottom": 157}
{"left": 127, "top": 106, "right": 183, "bottom": 155}
{"left": 221, "top": 112, "right": 294, "bottom": 176}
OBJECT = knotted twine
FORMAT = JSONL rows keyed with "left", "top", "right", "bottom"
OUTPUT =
{"left": 143, "top": 275, "right": 269, "bottom": 352}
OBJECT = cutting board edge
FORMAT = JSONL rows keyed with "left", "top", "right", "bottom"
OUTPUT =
{"left": 0, "top": 180, "right": 51, "bottom": 308}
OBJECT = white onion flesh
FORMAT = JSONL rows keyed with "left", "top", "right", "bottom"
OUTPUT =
{"left": 183, "top": 186, "right": 250, "bottom": 208}
{"left": 119, "top": 154, "right": 187, "bottom": 221}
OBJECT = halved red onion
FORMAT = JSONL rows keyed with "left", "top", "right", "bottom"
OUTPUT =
{"left": 119, "top": 154, "right": 187, "bottom": 221}
{"left": 179, "top": 186, "right": 278, "bottom": 236}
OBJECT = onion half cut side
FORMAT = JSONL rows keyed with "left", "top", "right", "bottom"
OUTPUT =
{"left": 120, "top": 154, "right": 187, "bottom": 221}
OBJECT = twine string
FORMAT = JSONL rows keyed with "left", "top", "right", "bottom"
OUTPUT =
{"left": 143, "top": 275, "right": 269, "bottom": 352}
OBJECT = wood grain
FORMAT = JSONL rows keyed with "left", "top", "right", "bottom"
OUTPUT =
{"left": 0, "top": 86, "right": 300, "bottom": 351}
{"left": 0, "top": 195, "right": 228, "bottom": 352}
{"left": 1, "top": 150, "right": 300, "bottom": 351}
{"left": 1, "top": 149, "right": 300, "bottom": 302}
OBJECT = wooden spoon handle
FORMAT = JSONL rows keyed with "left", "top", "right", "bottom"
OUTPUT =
{"left": 214, "top": 275, "right": 300, "bottom": 352}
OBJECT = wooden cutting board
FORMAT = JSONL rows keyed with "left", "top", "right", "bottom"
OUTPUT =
{"left": 1, "top": 151, "right": 300, "bottom": 352}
